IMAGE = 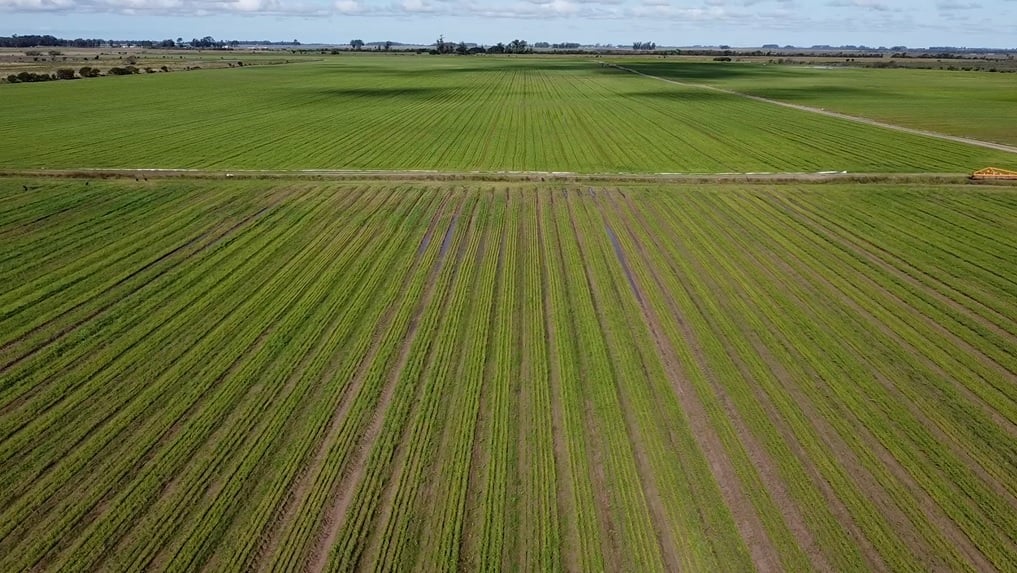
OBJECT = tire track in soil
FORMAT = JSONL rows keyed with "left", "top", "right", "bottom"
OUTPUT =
{"left": 0, "top": 188, "right": 235, "bottom": 350}
{"left": 610, "top": 190, "right": 890, "bottom": 569}
{"left": 703, "top": 195, "right": 1004, "bottom": 569}
{"left": 80, "top": 187, "right": 373, "bottom": 573}
{"left": 0, "top": 207, "right": 286, "bottom": 455}
{"left": 604, "top": 190, "right": 833, "bottom": 572}
{"left": 459, "top": 191, "right": 507, "bottom": 571}
{"left": 0, "top": 192, "right": 304, "bottom": 469}
{"left": 303, "top": 192, "right": 463, "bottom": 573}
{"left": 409, "top": 191, "right": 492, "bottom": 571}
{"left": 194, "top": 186, "right": 419, "bottom": 573}
{"left": 0, "top": 188, "right": 320, "bottom": 489}
{"left": 757, "top": 245, "right": 1002, "bottom": 570}
{"left": 45, "top": 325, "right": 278, "bottom": 573}
{"left": 609, "top": 191, "right": 787, "bottom": 573}
{"left": 0, "top": 190, "right": 111, "bottom": 241}
{"left": 262, "top": 189, "right": 452, "bottom": 573}
{"left": 510, "top": 195, "right": 531, "bottom": 573}
{"left": 7, "top": 186, "right": 343, "bottom": 571}
{"left": 721, "top": 196, "right": 1011, "bottom": 568}
{"left": 780, "top": 195, "right": 1017, "bottom": 379}
{"left": 363, "top": 195, "right": 480, "bottom": 572}
{"left": 247, "top": 188, "right": 435, "bottom": 571}
{"left": 577, "top": 197, "right": 682, "bottom": 573}
{"left": 536, "top": 191, "right": 582, "bottom": 573}
{"left": 186, "top": 190, "right": 416, "bottom": 573}
{"left": 550, "top": 189, "right": 623, "bottom": 573}
{"left": 795, "top": 197, "right": 1017, "bottom": 374}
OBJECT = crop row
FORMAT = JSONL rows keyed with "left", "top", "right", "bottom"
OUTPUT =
{"left": 0, "top": 179, "right": 1013, "bottom": 571}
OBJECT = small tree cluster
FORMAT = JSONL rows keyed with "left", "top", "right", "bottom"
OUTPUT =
{"left": 108, "top": 65, "right": 140, "bottom": 75}
{"left": 433, "top": 35, "right": 455, "bottom": 54}
{"left": 632, "top": 41, "right": 656, "bottom": 51}
{"left": 507, "top": 39, "right": 530, "bottom": 53}
{"left": 5, "top": 71, "right": 56, "bottom": 83}
{"left": 79, "top": 66, "right": 101, "bottom": 77}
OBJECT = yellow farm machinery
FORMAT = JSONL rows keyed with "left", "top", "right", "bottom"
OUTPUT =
{"left": 971, "top": 167, "right": 1017, "bottom": 180}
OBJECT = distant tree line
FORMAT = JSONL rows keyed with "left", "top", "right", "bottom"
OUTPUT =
{"left": 5, "top": 65, "right": 142, "bottom": 83}
{"left": 0, "top": 34, "right": 295, "bottom": 49}
{"left": 429, "top": 37, "right": 533, "bottom": 55}
{"left": 0, "top": 35, "right": 105, "bottom": 48}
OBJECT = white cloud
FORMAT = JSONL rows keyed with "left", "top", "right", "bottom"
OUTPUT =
{"left": 0, "top": 0, "right": 329, "bottom": 14}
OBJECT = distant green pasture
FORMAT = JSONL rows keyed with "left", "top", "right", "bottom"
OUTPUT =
{"left": 0, "top": 55, "right": 1013, "bottom": 172}
{"left": 612, "top": 59, "right": 1017, "bottom": 148}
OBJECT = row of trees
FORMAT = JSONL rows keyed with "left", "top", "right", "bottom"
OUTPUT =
{"left": 0, "top": 34, "right": 253, "bottom": 50}
{"left": 348, "top": 37, "right": 658, "bottom": 55}
{"left": 431, "top": 37, "right": 533, "bottom": 55}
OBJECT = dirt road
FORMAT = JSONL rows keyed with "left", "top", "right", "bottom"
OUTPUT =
{"left": 0, "top": 168, "right": 978, "bottom": 185}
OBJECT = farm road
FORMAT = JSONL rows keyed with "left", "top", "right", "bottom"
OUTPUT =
{"left": 0, "top": 168, "right": 980, "bottom": 185}
{"left": 607, "top": 63, "right": 1017, "bottom": 156}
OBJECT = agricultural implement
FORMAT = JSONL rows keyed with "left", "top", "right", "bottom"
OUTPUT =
{"left": 971, "top": 167, "right": 1017, "bottom": 180}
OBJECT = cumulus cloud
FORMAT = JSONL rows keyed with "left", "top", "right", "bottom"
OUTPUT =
{"left": 0, "top": 0, "right": 1004, "bottom": 27}
{"left": 0, "top": 0, "right": 329, "bottom": 14}
{"left": 936, "top": 0, "right": 980, "bottom": 8}
{"left": 826, "top": 0, "right": 893, "bottom": 11}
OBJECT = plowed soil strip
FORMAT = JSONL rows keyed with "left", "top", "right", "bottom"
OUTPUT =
{"left": 243, "top": 187, "right": 427, "bottom": 571}
{"left": 363, "top": 197, "right": 480, "bottom": 571}
{"left": 717, "top": 195, "right": 1010, "bottom": 567}
{"left": 550, "top": 190, "right": 622, "bottom": 572}
{"left": 281, "top": 191, "right": 451, "bottom": 572}
{"left": 616, "top": 192, "right": 785, "bottom": 573}
{"left": 592, "top": 223, "right": 682, "bottom": 572}
{"left": 458, "top": 203, "right": 505, "bottom": 571}
{"left": 536, "top": 192, "right": 582, "bottom": 572}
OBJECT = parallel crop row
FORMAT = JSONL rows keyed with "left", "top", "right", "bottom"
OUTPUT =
{"left": 0, "top": 179, "right": 1013, "bottom": 572}
{"left": 2, "top": 57, "right": 1014, "bottom": 173}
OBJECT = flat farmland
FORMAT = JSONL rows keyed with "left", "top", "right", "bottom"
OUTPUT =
{"left": 1, "top": 56, "right": 1015, "bottom": 173}
{"left": 611, "top": 59, "right": 1017, "bottom": 147}
{"left": 1, "top": 178, "right": 1014, "bottom": 571}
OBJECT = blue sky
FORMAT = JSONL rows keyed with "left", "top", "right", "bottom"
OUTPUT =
{"left": 1, "top": 0, "right": 1015, "bottom": 47}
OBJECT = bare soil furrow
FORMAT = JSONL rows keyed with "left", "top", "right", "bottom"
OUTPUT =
{"left": 612, "top": 192, "right": 783, "bottom": 573}
{"left": 304, "top": 193, "right": 464, "bottom": 573}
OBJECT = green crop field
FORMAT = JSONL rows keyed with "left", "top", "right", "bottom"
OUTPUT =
{"left": 0, "top": 177, "right": 1014, "bottom": 571}
{"left": 3, "top": 52, "right": 1017, "bottom": 572}
{"left": 1, "top": 55, "right": 1015, "bottom": 173}
{"left": 611, "top": 58, "right": 1017, "bottom": 147}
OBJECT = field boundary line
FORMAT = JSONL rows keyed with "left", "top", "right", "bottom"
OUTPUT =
{"left": 0, "top": 168, "right": 990, "bottom": 185}
{"left": 605, "top": 63, "right": 1017, "bottom": 156}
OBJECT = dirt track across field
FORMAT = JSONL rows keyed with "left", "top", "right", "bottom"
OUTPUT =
{"left": 606, "top": 63, "right": 1017, "bottom": 156}
{"left": 0, "top": 168, "right": 989, "bottom": 186}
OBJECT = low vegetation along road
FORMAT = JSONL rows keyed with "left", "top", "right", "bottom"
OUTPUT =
{"left": 0, "top": 178, "right": 1014, "bottom": 571}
